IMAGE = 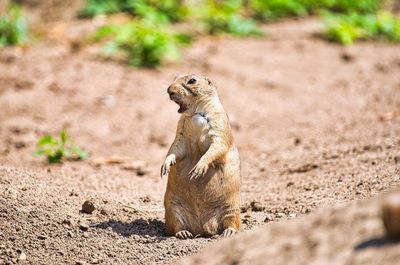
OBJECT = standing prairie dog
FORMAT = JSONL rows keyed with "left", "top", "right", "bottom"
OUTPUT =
{"left": 161, "top": 74, "right": 241, "bottom": 239}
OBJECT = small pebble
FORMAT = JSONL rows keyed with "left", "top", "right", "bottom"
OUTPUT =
{"left": 79, "top": 223, "right": 89, "bottom": 231}
{"left": 18, "top": 252, "right": 26, "bottom": 261}
{"left": 100, "top": 208, "right": 109, "bottom": 216}
{"left": 82, "top": 200, "right": 96, "bottom": 214}
{"left": 38, "top": 234, "right": 47, "bottom": 240}
{"left": 276, "top": 212, "right": 285, "bottom": 218}
{"left": 250, "top": 201, "right": 265, "bottom": 212}
{"left": 264, "top": 214, "right": 273, "bottom": 222}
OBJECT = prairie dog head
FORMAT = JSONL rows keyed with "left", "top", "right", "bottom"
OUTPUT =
{"left": 167, "top": 74, "right": 217, "bottom": 113}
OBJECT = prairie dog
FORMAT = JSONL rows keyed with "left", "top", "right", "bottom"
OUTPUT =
{"left": 161, "top": 74, "right": 241, "bottom": 239}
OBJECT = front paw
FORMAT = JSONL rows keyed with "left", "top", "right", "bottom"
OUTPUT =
{"left": 188, "top": 161, "right": 209, "bottom": 180}
{"left": 160, "top": 155, "right": 176, "bottom": 178}
{"left": 222, "top": 228, "right": 237, "bottom": 237}
{"left": 175, "top": 230, "right": 193, "bottom": 239}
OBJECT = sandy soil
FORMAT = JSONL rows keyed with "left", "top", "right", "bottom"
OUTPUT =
{"left": 180, "top": 195, "right": 400, "bottom": 265}
{"left": 0, "top": 7, "right": 399, "bottom": 265}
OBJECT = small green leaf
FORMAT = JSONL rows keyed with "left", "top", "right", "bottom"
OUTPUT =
{"left": 72, "top": 146, "right": 88, "bottom": 160}
{"left": 60, "top": 130, "right": 68, "bottom": 144}
{"left": 47, "top": 151, "right": 63, "bottom": 163}
{"left": 37, "top": 135, "right": 57, "bottom": 146}
{"left": 34, "top": 130, "right": 87, "bottom": 163}
{"left": 34, "top": 149, "right": 44, "bottom": 157}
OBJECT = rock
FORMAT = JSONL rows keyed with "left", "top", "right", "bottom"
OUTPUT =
{"left": 264, "top": 214, "right": 273, "bottom": 223}
{"left": 242, "top": 214, "right": 256, "bottom": 225}
{"left": 287, "top": 163, "right": 318, "bottom": 174}
{"left": 62, "top": 219, "right": 73, "bottom": 227}
{"left": 82, "top": 200, "right": 96, "bottom": 214}
{"left": 18, "top": 252, "right": 26, "bottom": 261}
{"left": 140, "top": 196, "right": 151, "bottom": 203}
{"left": 75, "top": 260, "right": 86, "bottom": 265}
{"left": 37, "top": 234, "right": 47, "bottom": 240}
{"left": 14, "top": 141, "right": 26, "bottom": 149}
{"left": 294, "top": 138, "right": 301, "bottom": 145}
{"left": 79, "top": 223, "right": 89, "bottom": 231}
{"left": 100, "top": 208, "right": 109, "bottom": 216}
{"left": 240, "top": 203, "right": 251, "bottom": 213}
{"left": 136, "top": 166, "right": 150, "bottom": 176}
{"left": 276, "top": 212, "right": 285, "bottom": 218}
{"left": 340, "top": 51, "right": 355, "bottom": 62}
{"left": 250, "top": 201, "right": 265, "bottom": 212}
{"left": 120, "top": 160, "right": 149, "bottom": 176}
{"left": 381, "top": 191, "right": 400, "bottom": 238}
{"left": 69, "top": 189, "right": 79, "bottom": 197}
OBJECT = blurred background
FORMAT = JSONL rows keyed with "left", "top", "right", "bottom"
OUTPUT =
{"left": 0, "top": 0, "right": 399, "bottom": 264}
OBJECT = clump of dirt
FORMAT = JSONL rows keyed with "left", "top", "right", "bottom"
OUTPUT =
{"left": 179, "top": 195, "right": 400, "bottom": 265}
{"left": 82, "top": 199, "right": 96, "bottom": 214}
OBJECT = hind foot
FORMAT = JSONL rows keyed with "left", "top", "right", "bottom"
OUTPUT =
{"left": 222, "top": 228, "right": 237, "bottom": 237}
{"left": 175, "top": 230, "right": 193, "bottom": 239}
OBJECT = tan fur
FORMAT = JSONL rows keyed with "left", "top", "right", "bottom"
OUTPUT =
{"left": 161, "top": 74, "right": 241, "bottom": 238}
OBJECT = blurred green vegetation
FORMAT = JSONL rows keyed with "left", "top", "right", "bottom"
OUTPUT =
{"left": 78, "top": 0, "right": 126, "bottom": 17}
{"left": 199, "top": 0, "right": 262, "bottom": 36}
{"left": 249, "top": 0, "right": 383, "bottom": 21}
{"left": 249, "top": 0, "right": 309, "bottom": 20}
{"left": 86, "top": 0, "right": 262, "bottom": 67}
{"left": 0, "top": 4, "right": 28, "bottom": 47}
{"left": 324, "top": 11, "right": 400, "bottom": 45}
{"left": 79, "top": 0, "right": 188, "bottom": 22}
{"left": 94, "top": 20, "right": 191, "bottom": 67}
{"left": 79, "top": 0, "right": 398, "bottom": 67}
{"left": 35, "top": 130, "right": 88, "bottom": 163}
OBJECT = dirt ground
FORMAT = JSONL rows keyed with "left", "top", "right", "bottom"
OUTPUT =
{"left": 180, "top": 195, "right": 400, "bottom": 265}
{"left": 0, "top": 5, "right": 400, "bottom": 265}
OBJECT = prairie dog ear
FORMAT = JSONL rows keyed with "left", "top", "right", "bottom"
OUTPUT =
{"left": 202, "top": 76, "right": 212, "bottom": 86}
{"left": 173, "top": 74, "right": 181, "bottom": 82}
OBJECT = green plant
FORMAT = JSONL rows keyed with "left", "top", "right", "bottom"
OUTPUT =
{"left": 249, "top": 0, "right": 384, "bottom": 21}
{"left": 249, "top": 0, "right": 308, "bottom": 21}
{"left": 200, "top": 0, "right": 262, "bottom": 36}
{"left": 324, "top": 0, "right": 381, "bottom": 14}
{"left": 78, "top": 0, "right": 128, "bottom": 18}
{"left": 130, "top": 0, "right": 188, "bottom": 23}
{"left": 0, "top": 4, "right": 28, "bottom": 46}
{"left": 324, "top": 11, "right": 400, "bottom": 45}
{"left": 94, "top": 20, "right": 191, "bottom": 67}
{"left": 35, "top": 130, "right": 88, "bottom": 163}
{"left": 79, "top": 0, "right": 188, "bottom": 22}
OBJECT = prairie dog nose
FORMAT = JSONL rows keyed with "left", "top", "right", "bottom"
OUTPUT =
{"left": 167, "top": 85, "right": 179, "bottom": 100}
{"left": 169, "top": 92, "right": 179, "bottom": 101}
{"left": 167, "top": 85, "right": 173, "bottom": 95}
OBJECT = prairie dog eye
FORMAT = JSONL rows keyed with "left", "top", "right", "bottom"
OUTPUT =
{"left": 187, "top": 78, "right": 196, "bottom": 85}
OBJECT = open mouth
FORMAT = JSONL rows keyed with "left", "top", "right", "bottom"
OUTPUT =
{"left": 169, "top": 93, "right": 188, "bottom": 113}
{"left": 176, "top": 101, "right": 188, "bottom": 113}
